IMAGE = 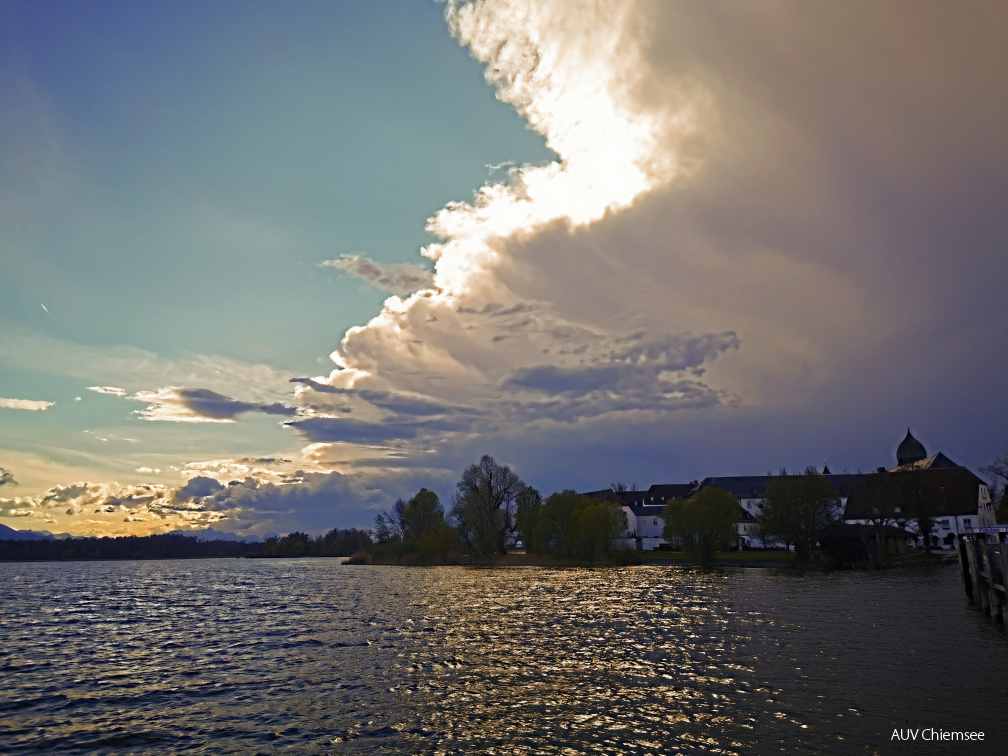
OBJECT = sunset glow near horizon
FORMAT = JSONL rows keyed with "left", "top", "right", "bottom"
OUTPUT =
{"left": 1, "top": 0, "right": 1005, "bottom": 538}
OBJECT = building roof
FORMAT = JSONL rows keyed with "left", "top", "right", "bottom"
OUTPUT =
{"left": 696, "top": 473, "right": 863, "bottom": 500}
{"left": 584, "top": 484, "right": 697, "bottom": 508}
{"left": 843, "top": 465, "right": 985, "bottom": 519}
{"left": 888, "top": 451, "right": 961, "bottom": 473}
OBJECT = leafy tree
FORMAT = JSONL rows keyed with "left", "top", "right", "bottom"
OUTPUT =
{"left": 662, "top": 487, "right": 738, "bottom": 565}
{"left": 514, "top": 485, "right": 544, "bottom": 552}
{"left": 570, "top": 501, "right": 628, "bottom": 561}
{"left": 450, "top": 455, "right": 525, "bottom": 557}
{"left": 756, "top": 468, "right": 840, "bottom": 560}
{"left": 539, "top": 490, "right": 593, "bottom": 557}
{"left": 401, "top": 488, "right": 445, "bottom": 540}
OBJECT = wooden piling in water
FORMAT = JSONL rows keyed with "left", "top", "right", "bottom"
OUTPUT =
{"left": 958, "top": 539, "right": 1007, "bottom": 624}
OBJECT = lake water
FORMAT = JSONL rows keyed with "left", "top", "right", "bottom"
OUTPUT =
{"left": 0, "top": 560, "right": 1004, "bottom": 755}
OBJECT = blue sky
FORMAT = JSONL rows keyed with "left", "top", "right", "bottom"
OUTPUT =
{"left": 1, "top": 0, "right": 1005, "bottom": 537}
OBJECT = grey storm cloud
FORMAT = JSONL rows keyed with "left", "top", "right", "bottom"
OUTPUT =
{"left": 320, "top": 254, "right": 433, "bottom": 296}
{"left": 356, "top": 390, "right": 477, "bottom": 418}
{"left": 175, "top": 389, "right": 297, "bottom": 420}
{"left": 200, "top": 472, "right": 389, "bottom": 533}
{"left": 285, "top": 415, "right": 469, "bottom": 445}
{"left": 173, "top": 475, "right": 226, "bottom": 503}
{"left": 504, "top": 332, "right": 740, "bottom": 398}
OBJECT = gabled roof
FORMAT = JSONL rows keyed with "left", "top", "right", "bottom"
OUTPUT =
{"left": 888, "top": 451, "right": 962, "bottom": 473}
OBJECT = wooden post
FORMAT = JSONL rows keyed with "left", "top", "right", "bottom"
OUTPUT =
{"left": 958, "top": 540, "right": 973, "bottom": 600}
{"left": 965, "top": 541, "right": 988, "bottom": 613}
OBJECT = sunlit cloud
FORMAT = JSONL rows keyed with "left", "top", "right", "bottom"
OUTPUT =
{"left": 86, "top": 385, "right": 128, "bottom": 397}
{"left": 298, "top": 0, "right": 727, "bottom": 457}
{"left": 0, "top": 397, "right": 54, "bottom": 411}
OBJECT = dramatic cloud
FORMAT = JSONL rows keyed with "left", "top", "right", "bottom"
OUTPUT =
{"left": 131, "top": 387, "right": 298, "bottom": 423}
{"left": 0, "top": 397, "right": 54, "bottom": 411}
{"left": 0, "top": 468, "right": 16, "bottom": 486}
{"left": 2, "top": 0, "right": 1002, "bottom": 538}
{"left": 320, "top": 254, "right": 433, "bottom": 296}
{"left": 0, "top": 480, "right": 226, "bottom": 534}
{"left": 286, "top": 0, "right": 1004, "bottom": 499}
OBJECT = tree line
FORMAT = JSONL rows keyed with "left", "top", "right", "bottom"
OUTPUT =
{"left": 0, "top": 528, "right": 374, "bottom": 562}
{"left": 0, "top": 533, "right": 251, "bottom": 562}
{"left": 366, "top": 455, "right": 629, "bottom": 564}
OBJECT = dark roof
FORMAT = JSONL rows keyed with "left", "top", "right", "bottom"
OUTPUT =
{"left": 889, "top": 451, "right": 960, "bottom": 472}
{"left": 896, "top": 428, "right": 927, "bottom": 466}
{"left": 843, "top": 466, "right": 984, "bottom": 519}
{"left": 697, "top": 473, "right": 863, "bottom": 500}
{"left": 585, "top": 484, "right": 697, "bottom": 508}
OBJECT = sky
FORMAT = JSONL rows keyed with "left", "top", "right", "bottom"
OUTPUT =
{"left": 1, "top": 0, "right": 1005, "bottom": 538}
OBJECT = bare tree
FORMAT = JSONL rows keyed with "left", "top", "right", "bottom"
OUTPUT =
{"left": 373, "top": 497, "right": 408, "bottom": 543}
{"left": 756, "top": 468, "right": 840, "bottom": 560}
{"left": 983, "top": 449, "right": 1008, "bottom": 524}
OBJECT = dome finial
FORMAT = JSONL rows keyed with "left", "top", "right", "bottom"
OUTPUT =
{"left": 896, "top": 427, "right": 926, "bottom": 466}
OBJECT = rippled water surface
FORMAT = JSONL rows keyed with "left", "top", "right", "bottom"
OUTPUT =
{"left": 0, "top": 560, "right": 1004, "bottom": 754}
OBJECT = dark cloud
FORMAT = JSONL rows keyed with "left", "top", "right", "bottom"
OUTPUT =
{"left": 357, "top": 389, "right": 476, "bottom": 417}
{"left": 202, "top": 472, "right": 388, "bottom": 533}
{"left": 0, "top": 468, "right": 16, "bottom": 486}
{"left": 175, "top": 388, "right": 297, "bottom": 420}
{"left": 504, "top": 332, "right": 739, "bottom": 401}
{"left": 173, "top": 475, "right": 226, "bottom": 503}
{"left": 285, "top": 415, "right": 468, "bottom": 444}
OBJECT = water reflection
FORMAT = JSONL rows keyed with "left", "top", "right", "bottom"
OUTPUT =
{"left": 0, "top": 561, "right": 1003, "bottom": 754}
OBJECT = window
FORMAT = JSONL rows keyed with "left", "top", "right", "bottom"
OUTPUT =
{"left": 939, "top": 487, "right": 945, "bottom": 493}
{"left": 894, "top": 506, "right": 901, "bottom": 514}
{"left": 963, "top": 518, "right": 972, "bottom": 526}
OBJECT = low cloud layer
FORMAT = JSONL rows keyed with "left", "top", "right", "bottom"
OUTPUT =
{"left": 0, "top": 397, "right": 54, "bottom": 411}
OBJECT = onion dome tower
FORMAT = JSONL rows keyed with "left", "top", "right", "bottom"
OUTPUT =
{"left": 896, "top": 427, "right": 927, "bottom": 466}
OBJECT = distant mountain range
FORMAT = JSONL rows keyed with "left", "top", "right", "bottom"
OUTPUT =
{"left": 0, "top": 523, "right": 58, "bottom": 541}
{"left": 0, "top": 523, "right": 259, "bottom": 543}
{"left": 167, "top": 528, "right": 261, "bottom": 543}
